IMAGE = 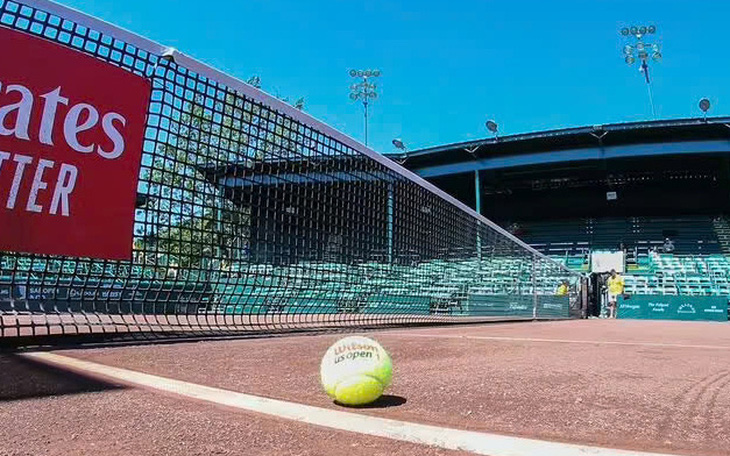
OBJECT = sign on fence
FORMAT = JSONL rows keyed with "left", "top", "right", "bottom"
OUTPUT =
{"left": 0, "top": 27, "right": 150, "bottom": 260}
{"left": 466, "top": 294, "right": 570, "bottom": 318}
{"left": 0, "top": 281, "right": 214, "bottom": 314}
{"left": 618, "top": 295, "right": 728, "bottom": 321}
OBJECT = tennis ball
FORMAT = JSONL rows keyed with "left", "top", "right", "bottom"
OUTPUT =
{"left": 320, "top": 336, "right": 393, "bottom": 406}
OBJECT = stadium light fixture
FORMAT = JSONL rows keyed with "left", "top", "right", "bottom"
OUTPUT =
{"left": 699, "top": 98, "right": 711, "bottom": 112}
{"left": 392, "top": 138, "right": 407, "bottom": 151}
{"left": 486, "top": 120, "right": 499, "bottom": 139}
{"left": 699, "top": 98, "right": 711, "bottom": 121}
{"left": 620, "top": 24, "right": 661, "bottom": 119}
{"left": 349, "top": 69, "right": 381, "bottom": 146}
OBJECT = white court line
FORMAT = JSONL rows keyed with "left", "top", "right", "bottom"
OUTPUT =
{"left": 384, "top": 332, "right": 730, "bottom": 351}
{"left": 24, "top": 352, "right": 679, "bottom": 456}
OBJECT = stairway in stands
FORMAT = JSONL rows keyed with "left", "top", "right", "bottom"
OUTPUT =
{"left": 712, "top": 217, "right": 730, "bottom": 255}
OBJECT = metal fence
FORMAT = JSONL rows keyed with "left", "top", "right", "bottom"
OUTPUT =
{"left": 0, "top": 0, "right": 583, "bottom": 345}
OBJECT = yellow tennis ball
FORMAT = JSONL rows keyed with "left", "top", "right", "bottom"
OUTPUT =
{"left": 320, "top": 336, "right": 393, "bottom": 406}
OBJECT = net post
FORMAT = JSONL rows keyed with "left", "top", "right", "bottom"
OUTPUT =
{"left": 580, "top": 276, "right": 589, "bottom": 319}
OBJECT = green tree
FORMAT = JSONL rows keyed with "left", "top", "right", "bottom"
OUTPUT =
{"left": 247, "top": 75, "right": 305, "bottom": 110}
{"left": 135, "top": 78, "right": 307, "bottom": 271}
{"left": 136, "top": 90, "right": 253, "bottom": 270}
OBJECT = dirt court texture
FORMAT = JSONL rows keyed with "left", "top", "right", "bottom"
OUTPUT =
{"left": 2, "top": 319, "right": 730, "bottom": 456}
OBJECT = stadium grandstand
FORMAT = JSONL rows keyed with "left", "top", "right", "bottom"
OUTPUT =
{"left": 389, "top": 118, "right": 730, "bottom": 316}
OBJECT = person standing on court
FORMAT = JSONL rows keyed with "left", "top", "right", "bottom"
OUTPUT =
{"left": 606, "top": 269, "right": 625, "bottom": 319}
{"left": 556, "top": 280, "right": 569, "bottom": 296}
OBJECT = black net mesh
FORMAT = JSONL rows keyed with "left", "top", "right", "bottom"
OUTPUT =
{"left": 0, "top": 0, "right": 582, "bottom": 345}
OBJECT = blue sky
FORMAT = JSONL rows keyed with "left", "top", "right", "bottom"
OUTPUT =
{"left": 60, "top": 0, "right": 727, "bottom": 153}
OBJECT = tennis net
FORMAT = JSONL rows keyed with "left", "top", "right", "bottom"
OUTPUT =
{"left": 0, "top": 0, "right": 583, "bottom": 345}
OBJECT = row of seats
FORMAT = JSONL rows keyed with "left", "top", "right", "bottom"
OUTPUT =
{"left": 1, "top": 254, "right": 577, "bottom": 314}
{"left": 515, "top": 216, "right": 723, "bottom": 257}
{"left": 514, "top": 215, "right": 730, "bottom": 297}
{"left": 624, "top": 254, "right": 730, "bottom": 296}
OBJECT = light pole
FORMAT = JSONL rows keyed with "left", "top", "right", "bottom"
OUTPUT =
{"left": 471, "top": 119, "right": 499, "bottom": 215}
{"left": 621, "top": 25, "right": 662, "bottom": 119}
{"left": 349, "top": 69, "right": 380, "bottom": 146}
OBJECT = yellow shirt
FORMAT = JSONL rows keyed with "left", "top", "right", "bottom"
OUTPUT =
{"left": 556, "top": 284, "right": 568, "bottom": 296}
{"left": 607, "top": 275, "right": 625, "bottom": 295}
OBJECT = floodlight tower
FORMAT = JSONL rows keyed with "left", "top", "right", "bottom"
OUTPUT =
{"left": 620, "top": 25, "right": 662, "bottom": 119}
{"left": 349, "top": 69, "right": 381, "bottom": 146}
{"left": 471, "top": 120, "right": 499, "bottom": 217}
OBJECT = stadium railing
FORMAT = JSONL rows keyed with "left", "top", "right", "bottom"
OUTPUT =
{"left": 0, "top": 0, "right": 583, "bottom": 345}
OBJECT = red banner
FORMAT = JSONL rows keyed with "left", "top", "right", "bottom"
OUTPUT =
{"left": 0, "top": 27, "right": 150, "bottom": 260}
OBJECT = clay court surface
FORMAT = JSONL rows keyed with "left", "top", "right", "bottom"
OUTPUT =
{"left": 2, "top": 319, "right": 730, "bottom": 456}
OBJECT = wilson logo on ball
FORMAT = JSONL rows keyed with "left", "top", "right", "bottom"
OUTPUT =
{"left": 321, "top": 336, "right": 393, "bottom": 406}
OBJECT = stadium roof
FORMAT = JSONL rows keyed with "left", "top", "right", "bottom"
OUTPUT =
{"left": 390, "top": 116, "right": 730, "bottom": 178}
{"left": 195, "top": 155, "right": 391, "bottom": 188}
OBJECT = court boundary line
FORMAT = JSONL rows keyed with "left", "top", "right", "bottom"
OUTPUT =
{"left": 384, "top": 332, "right": 730, "bottom": 350}
{"left": 24, "top": 352, "right": 680, "bottom": 456}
